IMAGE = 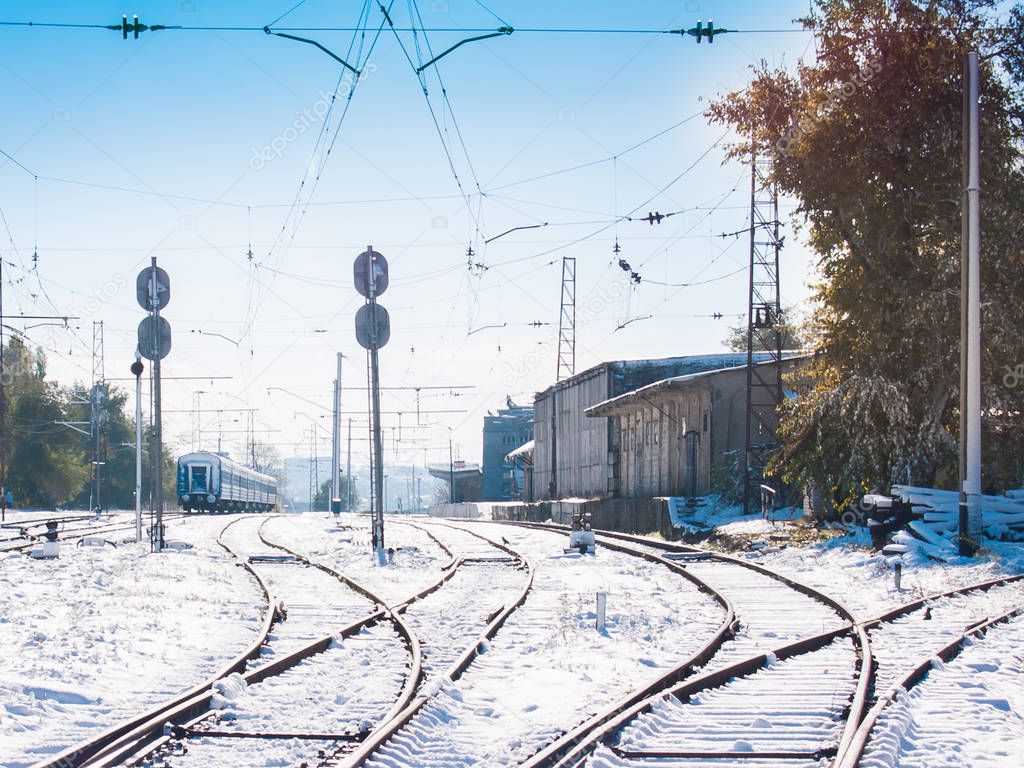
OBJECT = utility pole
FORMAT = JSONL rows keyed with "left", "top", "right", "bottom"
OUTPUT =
{"left": 959, "top": 52, "right": 982, "bottom": 555}
{"left": 151, "top": 267, "right": 165, "bottom": 550}
{"left": 331, "top": 352, "right": 342, "bottom": 515}
{"left": 0, "top": 255, "right": 5, "bottom": 523}
{"left": 346, "top": 417, "right": 352, "bottom": 512}
{"left": 369, "top": 311, "right": 385, "bottom": 559}
{"left": 449, "top": 427, "right": 456, "bottom": 505}
{"left": 742, "top": 144, "right": 784, "bottom": 515}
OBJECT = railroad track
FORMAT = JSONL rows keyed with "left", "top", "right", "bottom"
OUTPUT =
{"left": 329, "top": 520, "right": 536, "bottom": 768}
{"left": 335, "top": 520, "right": 731, "bottom": 768}
{"left": 480, "top": 521, "right": 1023, "bottom": 768}
{"left": 855, "top": 612, "right": 1024, "bottom": 768}
{"left": 836, "top": 574, "right": 1024, "bottom": 767}
{"left": 23, "top": 513, "right": 1022, "bottom": 768}
{"left": 446, "top": 521, "right": 858, "bottom": 768}
{"left": 0, "top": 512, "right": 96, "bottom": 548}
{"left": 260, "top": 514, "right": 458, "bottom": 606}
{"left": 31, "top": 516, "right": 279, "bottom": 768}
{"left": 95, "top": 515, "right": 425, "bottom": 767}
{"left": 36, "top": 514, "right": 527, "bottom": 768}
{"left": 394, "top": 521, "right": 533, "bottom": 684}
{"left": 0, "top": 512, "right": 187, "bottom": 554}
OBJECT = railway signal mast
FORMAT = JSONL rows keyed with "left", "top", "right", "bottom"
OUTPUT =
{"left": 137, "top": 259, "right": 171, "bottom": 552}
{"left": 354, "top": 246, "right": 390, "bottom": 565}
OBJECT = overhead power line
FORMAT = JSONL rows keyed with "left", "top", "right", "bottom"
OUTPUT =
{"left": 0, "top": 19, "right": 799, "bottom": 36}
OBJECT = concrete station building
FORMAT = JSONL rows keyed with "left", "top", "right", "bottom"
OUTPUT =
{"left": 494, "top": 353, "right": 805, "bottom": 533}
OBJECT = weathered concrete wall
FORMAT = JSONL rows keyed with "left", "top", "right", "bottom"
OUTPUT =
{"left": 533, "top": 367, "right": 613, "bottom": 500}
{"left": 490, "top": 496, "right": 680, "bottom": 540}
{"left": 427, "top": 502, "right": 487, "bottom": 519}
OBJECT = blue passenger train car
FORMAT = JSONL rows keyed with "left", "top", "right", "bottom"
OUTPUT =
{"left": 176, "top": 451, "right": 277, "bottom": 513}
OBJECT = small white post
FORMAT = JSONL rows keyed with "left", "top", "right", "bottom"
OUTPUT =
{"left": 893, "top": 561, "right": 902, "bottom": 592}
{"left": 596, "top": 591, "right": 607, "bottom": 632}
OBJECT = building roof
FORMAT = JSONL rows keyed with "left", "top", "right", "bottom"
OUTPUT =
{"left": 584, "top": 354, "right": 809, "bottom": 417}
{"left": 505, "top": 439, "right": 534, "bottom": 462}
{"left": 426, "top": 463, "right": 482, "bottom": 482}
{"left": 535, "top": 352, "right": 792, "bottom": 400}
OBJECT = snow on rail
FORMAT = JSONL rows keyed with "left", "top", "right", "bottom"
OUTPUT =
{"left": 860, "top": 613, "right": 1024, "bottom": 768}
{"left": 357, "top": 523, "right": 724, "bottom": 768}
{"left": 165, "top": 623, "right": 410, "bottom": 768}
{"left": 261, "top": 516, "right": 452, "bottom": 605}
{"left": 866, "top": 580, "right": 1024, "bottom": 695}
{"left": 607, "top": 638, "right": 857, "bottom": 764}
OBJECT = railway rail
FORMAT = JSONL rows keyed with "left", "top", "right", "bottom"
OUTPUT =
{"left": 337, "top": 520, "right": 731, "bottom": 768}
{"left": 21, "top": 514, "right": 1022, "bottom": 768}
{"left": 0, "top": 512, "right": 186, "bottom": 554}
{"left": 91, "top": 515, "right": 426, "bottom": 767}
{"left": 330, "top": 520, "right": 536, "bottom": 768}
{"left": 837, "top": 575, "right": 1024, "bottom": 767}
{"left": 32, "top": 514, "right": 532, "bottom": 768}
{"left": 482, "top": 521, "right": 1023, "bottom": 768}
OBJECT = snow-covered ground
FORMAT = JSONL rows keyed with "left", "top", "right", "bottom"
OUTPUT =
{"left": 261, "top": 514, "right": 450, "bottom": 605}
{"left": 0, "top": 514, "right": 265, "bottom": 768}
{"left": 3, "top": 508, "right": 1022, "bottom": 768}
{"left": 699, "top": 508, "right": 1024, "bottom": 620}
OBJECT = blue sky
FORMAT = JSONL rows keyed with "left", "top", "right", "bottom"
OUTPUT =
{"left": 1, "top": 0, "right": 819, "bottom": 476}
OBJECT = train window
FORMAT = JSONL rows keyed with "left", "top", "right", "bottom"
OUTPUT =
{"left": 190, "top": 466, "right": 208, "bottom": 492}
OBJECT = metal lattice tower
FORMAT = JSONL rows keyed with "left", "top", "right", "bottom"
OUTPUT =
{"left": 556, "top": 256, "right": 576, "bottom": 382}
{"left": 743, "top": 149, "right": 784, "bottom": 514}
{"left": 90, "top": 321, "right": 106, "bottom": 511}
